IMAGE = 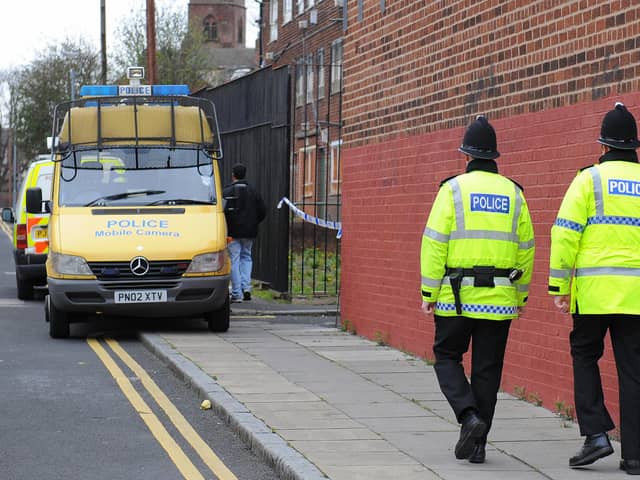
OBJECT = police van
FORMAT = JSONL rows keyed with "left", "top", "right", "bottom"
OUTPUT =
{"left": 2, "top": 156, "right": 54, "bottom": 299}
{"left": 25, "top": 68, "right": 231, "bottom": 338}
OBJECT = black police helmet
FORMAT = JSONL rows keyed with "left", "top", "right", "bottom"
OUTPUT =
{"left": 598, "top": 102, "right": 640, "bottom": 150}
{"left": 458, "top": 115, "right": 500, "bottom": 160}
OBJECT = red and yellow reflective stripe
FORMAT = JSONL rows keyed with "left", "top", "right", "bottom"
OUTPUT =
{"left": 26, "top": 215, "right": 49, "bottom": 254}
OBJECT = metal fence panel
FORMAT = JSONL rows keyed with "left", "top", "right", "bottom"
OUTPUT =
{"left": 193, "top": 67, "right": 291, "bottom": 292}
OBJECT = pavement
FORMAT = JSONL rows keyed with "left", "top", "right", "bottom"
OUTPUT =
{"left": 140, "top": 296, "right": 624, "bottom": 480}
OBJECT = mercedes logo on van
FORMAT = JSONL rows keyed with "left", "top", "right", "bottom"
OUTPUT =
{"left": 130, "top": 256, "right": 150, "bottom": 276}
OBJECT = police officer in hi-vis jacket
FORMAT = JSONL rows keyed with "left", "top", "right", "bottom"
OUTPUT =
{"left": 549, "top": 102, "right": 640, "bottom": 475}
{"left": 420, "top": 116, "right": 535, "bottom": 464}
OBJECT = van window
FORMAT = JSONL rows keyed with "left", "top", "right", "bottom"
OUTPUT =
{"left": 36, "top": 165, "right": 54, "bottom": 200}
{"left": 58, "top": 148, "right": 217, "bottom": 207}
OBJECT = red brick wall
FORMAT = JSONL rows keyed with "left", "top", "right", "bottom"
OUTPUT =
{"left": 343, "top": 1, "right": 640, "bottom": 144}
{"left": 262, "top": 0, "right": 343, "bottom": 69}
{"left": 341, "top": 0, "right": 640, "bottom": 424}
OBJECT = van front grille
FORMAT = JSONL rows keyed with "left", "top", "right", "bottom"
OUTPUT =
{"left": 88, "top": 260, "right": 190, "bottom": 281}
{"left": 98, "top": 280, "right": 180, "bottom": 290}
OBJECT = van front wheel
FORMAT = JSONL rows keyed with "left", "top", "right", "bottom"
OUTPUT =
{"left": 46, "top": 295, "right": 70, "bottom": 339}
{"left": 205, "top": 297, "right": 230, "bottom": 333}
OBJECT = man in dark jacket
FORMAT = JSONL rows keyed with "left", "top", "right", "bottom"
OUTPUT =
{"left": 223, "top": 164, "right": 266, "bottom": 302}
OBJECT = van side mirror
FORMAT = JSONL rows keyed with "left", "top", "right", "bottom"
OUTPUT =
{"left": 26, "top": 187, "right": 43, "bottom": 214}
{"left": 1, "top": 207, "right": 14, "bottom": 223}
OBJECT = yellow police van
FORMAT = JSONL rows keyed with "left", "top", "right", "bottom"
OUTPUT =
{"left": 25, "top": 69, "right": 231, "bottom": 338}
{"left": 2, "top": 155, "right": 54, "bottom": 299}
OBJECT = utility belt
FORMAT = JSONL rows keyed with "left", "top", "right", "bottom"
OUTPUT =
{"left": 444, "top": 266, "right": 523, "bottom": 315}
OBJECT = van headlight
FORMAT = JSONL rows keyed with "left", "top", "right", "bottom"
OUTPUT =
{"left": 186, "top": 251, "right": 226, "bottom": 273}
{"left": 49, "top": 251, "right": 93, "bottom": 276}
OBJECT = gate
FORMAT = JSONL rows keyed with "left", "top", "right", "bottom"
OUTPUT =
{"left": 193, "top": 62, "right": 342, "bottom": 298}
{"left": 193, "top": 67, "right": 290, "bottom": 292}
{"left": 288, "top": 59, "right": 342, "bottom": 297}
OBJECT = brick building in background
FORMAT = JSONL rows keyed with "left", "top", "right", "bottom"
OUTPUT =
{"left": 260, "top": 0, "right": 346, "bottom": 296}
{"left": 340, "top": 1, "right": 640, "bottom": 426}
{"left": 261, "top": 0, "right": 345, "bottom": 224}
{"left": 0, "top": 128, "right": 26, "bottom": 207}
{"left": 188, "top": 0, "right": 256, "bottom": 84}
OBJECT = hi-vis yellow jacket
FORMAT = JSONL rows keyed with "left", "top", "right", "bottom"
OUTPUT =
{"left": 549, "top": 160, "right": 640, "bottom": 314}
{"left": 421, "top": 170, "right": 535, "bottom": 320}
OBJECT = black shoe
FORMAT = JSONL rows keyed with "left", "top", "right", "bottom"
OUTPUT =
{"left": 621, "top": 459, "right": 640, "bottom": 475}
{"left": 468, "top": 442, "right": 486, "bottom": 464}
{"left": 243, "top": 291, "right": 251, "bottom": 301}
{"left": 569, "top": 433, "right": 613, "bottom": 467}
{"left": 455, "top": 411, "right": 487, "bottom": 460}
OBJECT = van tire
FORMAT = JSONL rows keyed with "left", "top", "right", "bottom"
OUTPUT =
{"left": 205, "top": 297, "right": 230, "bottom": 332}
{"left": 16, "top": 273, "right": 34, "bottom": 300}
{"left": 46, "top": 295, "right": 70, "bottom": 339}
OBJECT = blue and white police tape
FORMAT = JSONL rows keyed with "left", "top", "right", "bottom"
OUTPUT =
{"left": 277, "top": 197, "right": 342, "bottom": 239}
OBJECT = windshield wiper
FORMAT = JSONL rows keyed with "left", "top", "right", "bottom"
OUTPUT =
{"left": 85, "top": 190, "right": 166, "bottom": 206}
{"left": 147, "top": 198, "right": 214, "bottom": 206}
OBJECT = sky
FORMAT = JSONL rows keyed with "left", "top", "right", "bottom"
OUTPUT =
{"left": 0, "top": 0, "right": 260, "bottom": 70}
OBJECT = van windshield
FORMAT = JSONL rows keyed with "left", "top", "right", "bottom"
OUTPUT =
{"left": 58, "top": 148, "right": 216, "bottom": 207}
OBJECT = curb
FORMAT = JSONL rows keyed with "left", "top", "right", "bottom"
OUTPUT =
{"left": 231, "top": 307, "right": 338, "bottom": 317}
{"left": 140, "top": 332, "right": 328, "bottom": 480}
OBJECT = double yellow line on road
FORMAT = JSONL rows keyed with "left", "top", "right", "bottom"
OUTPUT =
{"left": 0, "top": 221, "right": 12, "bottom": 239}
{"left": 88, "top": 337, "right": 238, "bottom": 480}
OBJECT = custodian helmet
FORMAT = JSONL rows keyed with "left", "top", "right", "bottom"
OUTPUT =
{"left": 458, "top": 115, "right": 500, "bottom": 160}
{"left": 598, "top": 102, "right": 640, "bottom": 150}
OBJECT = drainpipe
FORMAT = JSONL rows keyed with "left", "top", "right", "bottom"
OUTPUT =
{"left": 255, "top": 0, "right": 264, "bottom": 67}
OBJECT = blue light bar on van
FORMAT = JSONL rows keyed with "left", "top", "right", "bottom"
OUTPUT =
{"left": 79, "top": 85, "right": 118, "bottom": 97}
{"left": 152, "top": 85, "right": 190, "bottom": 96}
{"left": 79, "top": 84, "right": 189, "bottom": 98}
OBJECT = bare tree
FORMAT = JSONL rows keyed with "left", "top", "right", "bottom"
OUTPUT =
{"left": 10, "top": 39, "right": 100, "bottom": 162}
{"left": 111, "top": 5, "right": 210, "bottom": 91}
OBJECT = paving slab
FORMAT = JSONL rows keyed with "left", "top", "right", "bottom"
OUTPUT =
{"left": 493, "top": 439, "right": 622, "bottom": 478}
{"left": 322, "top": 464, "right": 440, "bottom": 480}
{"left": 278, "top": 428, "right": 382, "bottom": 442}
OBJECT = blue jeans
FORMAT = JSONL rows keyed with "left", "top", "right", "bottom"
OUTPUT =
{"left": 228, "top": 238, "right": 253, "bottom": 298}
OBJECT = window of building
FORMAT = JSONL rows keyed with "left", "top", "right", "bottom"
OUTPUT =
{"left": 270, "top": 0, "right": 279, "bottom": 42}
{"left": 283, "top": 0, "right": 292, "bottom": 23}
{"left": 315, "top": 147, "right": 327, "bottom": 218}
{"left": 295, "top": 58, "right": 304, "bottom": 107}
{"left": 302, "top": 146, "right": 316, "bottom": 198}
{"left": 306, "top": 53, "right": 314, "bottom": 104}
{"left": 317, "top": 48, "right": 325, "bottom": 99}
{"left": 297, "top": 0, "right": 304, "bottom": 15}
{"left": 330, "top": 39, "right": 343, "bottom": 94}
{"left": 330, "top": 140, "right": 342, "bottom": 195}
{"left": 292, "top": 153, "right": 302, "bottom": 202}
{"left": 237, "top": 20, "right": 243, "bottom": 44}
{"left": 203, "top": 16, "right": 218, "bottom": 42}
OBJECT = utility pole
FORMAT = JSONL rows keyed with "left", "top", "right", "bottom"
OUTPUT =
{"left": 100, "top": 0, "right": 107, "bottom": 84}
{"left": 70, "top": 69, "right": 77, "bottom": 101}
{"left": 146, "top": 0, "right": 157, "bottom": 84}
{"left": 11, "top": 115, "right": 17, "bottom": 205}
{"left": 256, "top": 0, "right": 264, "bottom": 67}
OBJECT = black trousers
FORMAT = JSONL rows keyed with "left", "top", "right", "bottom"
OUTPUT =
{"left": 433, "top": 315, "right": 511, "bottom": 440}
{"left": 571, "top": 314, "right": 640, "bottom": 460}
